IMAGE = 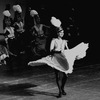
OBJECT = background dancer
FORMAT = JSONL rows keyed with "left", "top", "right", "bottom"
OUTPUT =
{"left": 30, "top": 10, "right": 50, "bottom": 59}
{"left": 13, "top": 4, "right": 25, "bottom": 53}
{"left": 3, "top": 4, "right": 13, "bottom": 30}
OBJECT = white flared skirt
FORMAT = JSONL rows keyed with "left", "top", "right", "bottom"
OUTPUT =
{"left": 28, "top": 42, "right": 89, "bottom": 74}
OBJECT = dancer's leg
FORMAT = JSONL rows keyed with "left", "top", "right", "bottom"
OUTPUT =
{"left": 61, "top": 73, "right": 68, "bottom": 95}
{"left": 55, "top": 69, "right": 64, "bottom": 98}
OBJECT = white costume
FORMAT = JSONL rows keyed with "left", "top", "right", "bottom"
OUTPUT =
{"left": 28, "top": 42, "right": 89, "bottom": 74}
{"left": 4, "top": 27, "right": 15, "bottom": 39}
{"left": 13, "top": 5, "right": 22, "bottom": 13}
{"left": 3, "top": 10, "right": 11, "bottom": 17}
{"left": 28, "top": 16, "right": 89, "bottom": 75}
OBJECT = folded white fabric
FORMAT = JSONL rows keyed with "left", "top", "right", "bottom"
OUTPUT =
{"left": 28, "top": 42, "right": 89, "bottom": 74}
{"left": 3, "top": 10, "right": 11, "bottom": 17}
{"left": 0, "top": 54, "right": 8, "bottom": 60}
{"left": 30, "top": 10, "right": 38, "bottom": 17}
{"left": 13, "top": 5, "right": 22, "bottom": 13}
{"left": 50, "top": 16, "right": 61, "bottom": 28}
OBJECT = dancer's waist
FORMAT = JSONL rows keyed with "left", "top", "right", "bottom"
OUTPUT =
{"left": 53, "top": 51, "right": 61, "bottom": 53}
{"left": 51, "top": 50, "right": 61, "bottom": 54}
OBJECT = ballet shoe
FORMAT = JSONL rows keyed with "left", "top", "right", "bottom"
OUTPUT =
{"left": 61, "top": 89, "right": 67, "bottom": 95}
{"left": 62, "top": 91, "right": 67, "bottom": 95}
{"left": 56, "top": 93, "right": 62, "bottom": 98}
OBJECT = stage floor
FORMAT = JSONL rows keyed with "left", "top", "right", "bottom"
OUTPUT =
{"left": 0, "top": 64, "right": 100, "bottom": 100}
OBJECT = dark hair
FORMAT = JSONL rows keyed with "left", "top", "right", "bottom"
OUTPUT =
{"left": 56, "top": 26, "right": 64, "bottom": 33}
{"left": 14, "top": 11, "right": 22, "bottom": 22}
{"left": 34, "top": 14, "right": 40, "bottom": 24}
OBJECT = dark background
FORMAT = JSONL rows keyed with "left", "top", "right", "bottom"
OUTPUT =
{"left": 0, "top": 0, "right": 100, "bottom": 66}
{"left": 26, "top": 0, "right": 100, "bottom": 65}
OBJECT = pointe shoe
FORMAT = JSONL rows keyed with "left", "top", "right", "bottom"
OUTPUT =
{"left": 57, "top": 93, "right": 62, "bottom": 98}
{"left": 62, "top": 90, "right": 67, "bottom": 95}
{"left": 62, "top": 91, "right": 66, "bottom": 95}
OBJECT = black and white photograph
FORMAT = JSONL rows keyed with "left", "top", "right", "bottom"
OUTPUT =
{"left": 0, "top": 0, "right": 100, "bottom": 100}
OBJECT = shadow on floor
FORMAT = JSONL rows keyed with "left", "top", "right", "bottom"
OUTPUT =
{"left": 0, "top": 83, "right": 57, "bottom": 97}
{"left": 0, "top": 83, "right": 37, "bottom": 96}
{"left": 0, "top": 64, "right": 54, "bottom": 78}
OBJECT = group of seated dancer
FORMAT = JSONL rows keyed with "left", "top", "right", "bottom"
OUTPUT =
{"left": 3, "top": 4, "right": 25, "bottom": 54}
{"left": 0, "top": 4, "right": 51, "bottom": 67}
{"left": 0, "top": 4, "right": 25, "bottom": 66}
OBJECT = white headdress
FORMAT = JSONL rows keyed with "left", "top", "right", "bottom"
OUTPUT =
{"left": 3, "top": 10, "right": 11, "bottom": 17}
{"left": 13, "top": 5, "right": 22, "bottom": 13}
{"left": 50, "top": 16, "right": 61, "bottom": 28}
{"left": 30, "top": 10, "right": 38, "bottom": 17}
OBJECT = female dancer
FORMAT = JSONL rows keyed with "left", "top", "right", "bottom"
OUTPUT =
{"left": 50, "top": 27, "right": 69, "bottom": 97}
{"left": 13, "top": 4, "right": 25, "bottom": 52}
{"left": 3, "top": 10, "right": 16, "bottom": 55}
{"left": 28, "top": 17, "right": 89, "bottom": 98}
{"left": 3, "top": 16, "right": 16, "bottom": 54}
{"left": 30, "top": 10, "right": 50, "bottom": 59}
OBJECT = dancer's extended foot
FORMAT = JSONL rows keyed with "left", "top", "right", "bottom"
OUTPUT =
{"left": 57, "top": 92, "right": 62, "bottom": 98}
{"left": 62, "top": 90, "right": 67, "bottom": 95}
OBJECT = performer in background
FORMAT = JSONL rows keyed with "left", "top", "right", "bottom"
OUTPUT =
{"left": 13, "top": 4, "right": 25, "bottom": 52}
{"left": 1, "top": 10, "right": 15, "bottom": 66}
{"left": 2, "top": 10, "right": 15, "bottom": 53}
{"left": 3, "top": 4, "right": 13, "bottom": 30}
{"left": 3, "top": 10, "right": 16, "bottom": 56}
{"left": 30, "top": 10, "right": 50, "bottom": 59}
{"left": 0, "top": 45, "right": 9, "bottom": 65}
{"left": 28, "top": 17, "right": 89, "bottom": 98}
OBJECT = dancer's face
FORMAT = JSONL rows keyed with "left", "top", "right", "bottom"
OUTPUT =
{"left": 34, "top": 15, "right": 40, "bottom": 25}
{"left": 17, "top": 16, "right": 21, "bottom": 22}
{"left": 5, "top": 19, "right": 11, "bottom": 27}
{"left": 58, "top": 30, "right": 64, "bottom": 38}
